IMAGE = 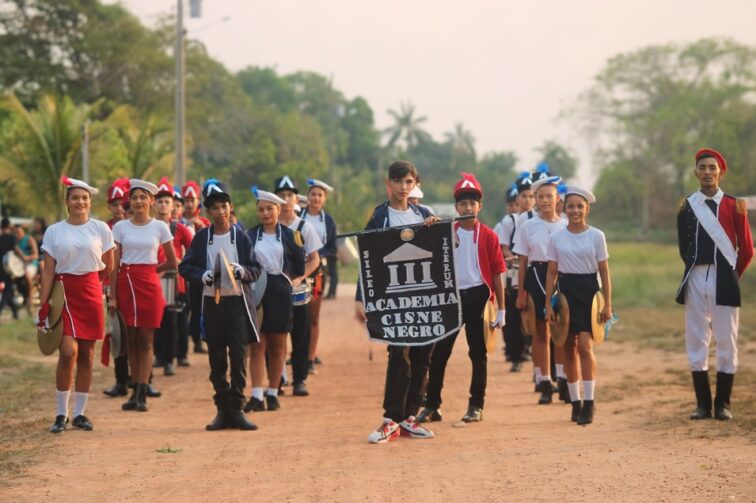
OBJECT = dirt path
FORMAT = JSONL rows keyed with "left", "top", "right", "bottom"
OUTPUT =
{"left": 3, "top": 286, "right": 755, "bottom": 502}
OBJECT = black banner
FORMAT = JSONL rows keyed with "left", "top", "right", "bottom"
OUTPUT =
{"left": 358, "top": 222, "right": 461, "bottom": 346}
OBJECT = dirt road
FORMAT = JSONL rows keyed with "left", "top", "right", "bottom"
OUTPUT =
{"left": 3, "top": 286, "right": 755, "bottom": 502}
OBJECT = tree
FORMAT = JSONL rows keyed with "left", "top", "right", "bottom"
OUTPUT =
{"left": 444, "top": 122, "right": 476, "bottom": 171}
{"left": 384, "top": 101, "right": 431, "bottom": 152}
{"left": 534, "top": 140, "right": 577, "bottom": 180}
{"left": 0, "top": 93, "right": 99, "bottom": 219}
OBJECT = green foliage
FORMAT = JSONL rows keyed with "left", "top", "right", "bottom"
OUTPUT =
{"left": 534, "top": 140, "right": 577, "bottom": 181}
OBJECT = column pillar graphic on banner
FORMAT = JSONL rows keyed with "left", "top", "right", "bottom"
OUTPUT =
{"left": 384, "top": 243, "right": 436, "bottom": 293}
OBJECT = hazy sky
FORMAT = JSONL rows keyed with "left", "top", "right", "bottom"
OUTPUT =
{"left": 111, "top": 0, "right": 756, "bottom": 185}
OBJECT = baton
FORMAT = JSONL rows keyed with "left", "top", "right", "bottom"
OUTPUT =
{"left": 336, "top": 214, "right": 474, "bottom": 239}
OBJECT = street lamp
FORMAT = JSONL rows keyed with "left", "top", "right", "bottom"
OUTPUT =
{"left": 174, "top": 0, "right": 202, "bottom": 188}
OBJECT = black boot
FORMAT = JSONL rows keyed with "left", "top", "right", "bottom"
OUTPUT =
{"left": 265, "top": 394, "right": 280, "bottom": 411}
{"left": 226, "top": 409, "right": 258, "bottom": 431}
{"left": 538, "top": 381, "right": 553, "bottom": 405}
{"left": 121, "top": 387, "right": 138, "bottom": 411}
{"left": 205, "top": 410, "right": 228, "bottom": 431}
{"left": 689, "top": 371, "right": 712, "bottom": 420}
{"left": 135, "top": 383, "right": 148, "bottom": 412}
{"left": 714, "top": 372, "right": 734, "bottom": 421}
{"left": 577, "top": 400, "right": 594, "bottom": 425}
{"left": 103, "top": 381, "right": 128, "bottom": 398}
{"left": 416, "top": 407, "right": 443, "bottom": 423}
{"left": 558, "top": 378, "right": 570, "bottom": 404}
{"left": 571, "top": 401, "right": 582, "bottom": 422}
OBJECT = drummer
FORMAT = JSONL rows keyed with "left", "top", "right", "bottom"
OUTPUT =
{"left": 302, "top": 178, "right": 337, "bottom": 371}
{"left": 545, "top": 187, "right": 612, "bottom": 425}
{"left": 37, "top": 177, "right": 115, "bottom": 432}
{"left": 153, "top": 177, "right": 193, "bottom": 375}
{"left": 110, "top": 180, "right": 177, "bottom": 413}
{"left": 513, "top": 175, "right": 567, "bottom": 405}
{"left": 103, "top": 178, "right": 131, "bottom": 399}
{"left": 244, "top": 187, "right": 305, "bottom": 412}
{"left": 274, "top": 176, "right": 322, "bottom": 396}
{"left": 179, "top": 179, "right": 260, "bottom": 430}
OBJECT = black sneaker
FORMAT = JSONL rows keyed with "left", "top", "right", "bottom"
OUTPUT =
{"left": 50, "top": 415, "right": 68, "bottom": 433}
{"left": 243, "top": 397, "right": 265, "bottom": 413}
{"left": 265, "top": 394, "right": 280, "bottom": 411}
{"left": 307, "top": 360, "right": 317, "bottom": 375}
{"left": 164, "top": 363, "right": 175, "bottom": 376}
{"left": 146, "top": 383, "right": 162, "bottom": 398}
{"left": 416, "top": 407, "right": 443, "bottom": 423}
{"left": 293, "top": 381, "right": 309, "bottom": 396}
{"left": 72, "top": 415, "right": 94, "bottom": 430}
{"left": 177, "top": 357, "right": 190, "bottom": 367}
{"left": 226, "top": 410, "right": 258, "bottom": 431}
{"left": 152, "top": 358, "right": 166, "bottom": 368}
{"left": 461, "top": 406, "right": 483, "bottom": 423}
{"left": 103, "top": 381, "right": 128, "bottom": 397}
{"left": 510, "top": 361, "right": 523, "bottom": 372}
{"left": 314, "top": 356, "right": 323, "bottom": 365}
{"left": 194, "top": 344, "right": 207, "bottom": 354}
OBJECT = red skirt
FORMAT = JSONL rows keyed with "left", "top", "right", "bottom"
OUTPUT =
{"left": 59, "top": 272, "right": 104, "bottom": 341}
{"left": 117, "top": 264, "right": 165, "bottom": 329}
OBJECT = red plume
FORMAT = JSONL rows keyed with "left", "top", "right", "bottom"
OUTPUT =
{"left": 61, "top": 175, "right": 73, "bottom": 187}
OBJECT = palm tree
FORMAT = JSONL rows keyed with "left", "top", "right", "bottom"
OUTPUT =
{"left": 103, "top": 106, "right": 174, "bottom": 180}
{"left": 383, "top": 101, "right": 431, "bottom": 152}
{"left": 444, "top": 122, "right": 476, "bottom": 170}
{"left": 0, "top": 93, "right": 100, "bottom": 219}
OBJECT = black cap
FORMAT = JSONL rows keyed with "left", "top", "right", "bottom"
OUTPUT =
{"left": 202, "top": 179, "right": 230, "bottom": 206}
{"left": 273, "top": 175, "right": 298, "bottom": 194}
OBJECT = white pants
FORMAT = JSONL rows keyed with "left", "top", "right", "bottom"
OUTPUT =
{"left": 684, "top": 265, "right": 739, "bottom": 373}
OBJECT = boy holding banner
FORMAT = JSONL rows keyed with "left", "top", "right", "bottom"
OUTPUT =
{"left": 355, "top": 160, "right": 439, "bottom": 444}
{"left": 417, "top": 173, "right": 506, "bottom": 424}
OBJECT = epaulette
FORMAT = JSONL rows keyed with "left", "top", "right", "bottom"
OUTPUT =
{"left": 678, "top": 197, "right": 687, "bottom": 212}
{"left": 736, "top": 198, "right": 748, "bottom": 215}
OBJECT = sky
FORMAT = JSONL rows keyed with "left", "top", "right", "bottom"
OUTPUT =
{"left": 110, "top": 0, "right": 756, "bottom": 186}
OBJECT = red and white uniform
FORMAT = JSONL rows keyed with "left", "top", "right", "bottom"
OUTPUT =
{"left": 41, "top": 219, "right": 115, "bottom": 340}
{"left": 113, "top": 219, "right": 173, "bottom": 328}
{"left": 453, "top": 221, "right": 506, "bottom": 301}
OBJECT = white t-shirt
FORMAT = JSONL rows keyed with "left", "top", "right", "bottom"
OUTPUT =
{"left": 454, "top": 228, "right": 484, "bottom": 289}
{"left": 112, "top": 219, "right": 173, "bottom": 265}
{"left": 512, "top": 215, "right": 566, "bottom": 263}
{"left": 204, "top": 231, "right": 241, "bottom": 297}
{"left": 547, "top": 226, "right": 609, "bottom": 274}
{"left": 498, "top": 213, "right": 518, "bottom": 247}
{"left": 303, "top": 211, "right": 327, "bottom": 248}
{"left": 41, "top": 219, "right": 115, "bottom": 275}
{"left": 288, "top": 217, "right": 323, "bottom": 255}
{"left": 255, "top": 232, "right": 284, "bottom": 275}
{"left": 388, "top": 206, "right": 425, "bottom": 227}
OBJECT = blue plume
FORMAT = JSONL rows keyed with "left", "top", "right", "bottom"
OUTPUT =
{"left": 557, "top": 182, "right": 568, "bottom": 195}
{"left": 251, "top": 185, "right": 259, "bottom": 198}
{"left": 307, "top": 178, "right": 315, "bottom": 186}
{"left": 536, "top": 162, "right": 550, "bottom": 174}
{"left": 517, "top": 171, "right": 530, "bottom": 180}
{"left": 203, "top": 178, "right": 220, "bottom": 190}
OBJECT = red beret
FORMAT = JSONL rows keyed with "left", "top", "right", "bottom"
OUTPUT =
{"left": 107, "top": 177, "right": 130, "bottom": 203}
{"left": 156, "top": 176, "right": 173, "bottom": 197}
{"left": 695, "top": 148, "right": 727, "bottom": 174}
{"left": 453, "top": 172, "right": 483, "bottom": 199}
{"left": 182, "top": 180, "right": 201, "bottom": 199}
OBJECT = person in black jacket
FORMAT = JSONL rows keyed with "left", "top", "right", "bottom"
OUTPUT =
{"left": 179, "top": 180, "right": 261, "bottom": 431}
{"left": 243, "top": 188, "right": 306, "bottom": 413}
{"left": 354, "top": 161, "right": 439, "bottom": 444}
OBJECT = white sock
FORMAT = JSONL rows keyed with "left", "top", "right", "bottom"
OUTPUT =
{"left": 540, "top": 374, "right": 552, "bottom": 383}
{"left": 583, "top": 380, "right": 595, "bottom": 401}
{"left": 556, "top": 364, "right": 566, "bottom": 379}
{"left": 534, "top": 367, "right": 543, "bottom": 382}
{"left": 56, "top": 389, "right": 70, "bottom": 417}
{"left": 72, "top": 392, "right": 89, "bottom": 418}
{"left": 568, "top": 381, "right": 581, "bottom": 402}
{"left": 266, "top": 387, "right": 279, "bottom": 397}
{"left": 252, "top": 387, "right": 264, "bottom": 400}
{"left": 281, "top": 366, "right": 288, "bottom": 381}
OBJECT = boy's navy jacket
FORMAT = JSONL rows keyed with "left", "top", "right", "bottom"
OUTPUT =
{"left": 246, "top": 224, "right": 306, "bottom": 279}
{"left": 355, "top": 202, "right": 432, "bottom": 302}
{"left": 179, "top": 225, "right": 261, "bottom": 342}
{"left": 302, "top": 207, "right": 337, "bottom": 258}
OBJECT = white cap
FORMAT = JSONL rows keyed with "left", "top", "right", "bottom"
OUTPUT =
{"left": 408, "top": 186, "right": 424, "bottom": 199}
{"left": 564, "top": 186, "right": 596, "bottom": 204}
{"left": 531, "top": 176, "right": 562, "bottom": 193}
{"left": 129, "top": 179, "right": 159, "bottom": 195}
{"left": 251, "top": 186, "right": 286, "bottom": 206}
{"left": 307, "top": 178, "right": 334, "bottom": 192}
{"left": 61, "top": 176, "right": 99, "bottom": 195}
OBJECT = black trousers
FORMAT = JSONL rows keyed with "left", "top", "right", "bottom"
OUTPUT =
{"left": 175, "top": 294, "right": 190, "bottom": 359}
{"left": 203, "top": 296, "right": 250, "bottom": 411}
{"left": 426, "top": 284, "right": 489, "bottom": 409}
{"left": 326, "top": 256, "right": 338, "bottom": 298}
{"left": 383, "top": 343, "right": 434, "bottom": 422}
{"left": 290, "top": 302, "right": 310, "bottom": 384}
{"left": 0, "top": 273, "right": 18, "bottom": 318}
{"left": 188, "top": 283, "right": 202, "bottom": 348}
{"left": 154, "top": 306, "right": 179, "bottom": 364}
{"left": 503, "top": 287, "right": 526, "bottom": 362}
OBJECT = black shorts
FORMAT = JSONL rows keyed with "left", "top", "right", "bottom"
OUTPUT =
{"left": 558, "top": 272, "right": 599, "bottom": 334}
{"left": 260, "top": 274, "right": 293, "bottom": 333}
{"left": 525, "top": 262, "right": 548, "bottom": 321}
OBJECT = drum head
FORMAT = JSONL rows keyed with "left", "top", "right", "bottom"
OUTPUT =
{"left": 482, "top": 300, "right": 497, "bottom": 354}
{"left": 520, "top": 293, "right": 537, "bottom": 337}
{"left": 591, "top": 291, "right": 606, "bottom": 345}
{"left": 3, "top": 251, "right": 25, "bottom": 278}
{"left": 38, "top": 317, "right": 64, "bottom": 355}
{"left": 550, "top": 293, "right": 570, "bottom": 347}
{"left": 252, "top": 270, "right": 267, "bottom": 307}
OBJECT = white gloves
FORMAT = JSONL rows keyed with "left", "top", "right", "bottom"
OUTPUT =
{"left": 231, "top": 263, "right": 245, "bottom": 279}
{"left": 492, "top": 310, "right": 506, "bottom": 328}
{"left": 202, "top": 270, "right": 215, "bottom": 286}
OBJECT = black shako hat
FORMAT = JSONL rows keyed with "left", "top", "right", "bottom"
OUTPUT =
{"left": 273, "top": 175, "right": 298, "bottom": 194}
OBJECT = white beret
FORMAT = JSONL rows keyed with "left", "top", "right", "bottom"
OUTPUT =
{"left": 61, "top": 176, "right": 99, "bottom": 195}
{"left": 564, "top": 186, "right": 596, "bottom": 204}
{"left": 129, "top": 179, "right": 159, "bottom": 195}
{"left": 531, "top": 176, "right": 562, "bottom": 193}
{"left": 307, "top": 178, "right": 334, "bottom": 192}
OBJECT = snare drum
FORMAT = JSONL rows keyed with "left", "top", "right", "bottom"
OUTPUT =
{"left": 291, "top": 279, "right": 313, "bottom": 306}
{"left": 160, "top": 271, "right": 177, "bottom": 307}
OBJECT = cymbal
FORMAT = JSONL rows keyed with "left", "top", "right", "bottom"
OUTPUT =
{"left": 37, "top": 316, "right": 64, "bottom": 355}
{"left": 482, "top": 300, "right": 497, "bottom": 354}
{"left": 550, "top": 293, "right": 570, "bottom": 347}
{"left": 520, "top": 293, "right": 536, "bottom": 337}
{"left": 219, "top": 248, "right": 241, "bottom": 296}
{"left": 591, "top": 290, "right": 606, "bottom": 345}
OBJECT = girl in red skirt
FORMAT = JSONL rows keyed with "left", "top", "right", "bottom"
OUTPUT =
{"left": 110, "top": 180, "right": 177, "bottom": 412}
{"left": 38, "top": 177, "right": 116, "bottom": 433}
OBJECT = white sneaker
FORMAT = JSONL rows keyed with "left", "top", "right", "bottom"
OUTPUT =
{"left": 399, "top": 416, "right": 434, "bottom": 439}
{"left": 368, "top": 417, "right": 400, "bottom": 444}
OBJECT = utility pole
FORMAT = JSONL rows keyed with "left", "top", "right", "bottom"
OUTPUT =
{"left": 174, "top": 0, "right": 186, "bottom": 187}
{"left": 82, "top": 120, "right": 90, "bottom": 183}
